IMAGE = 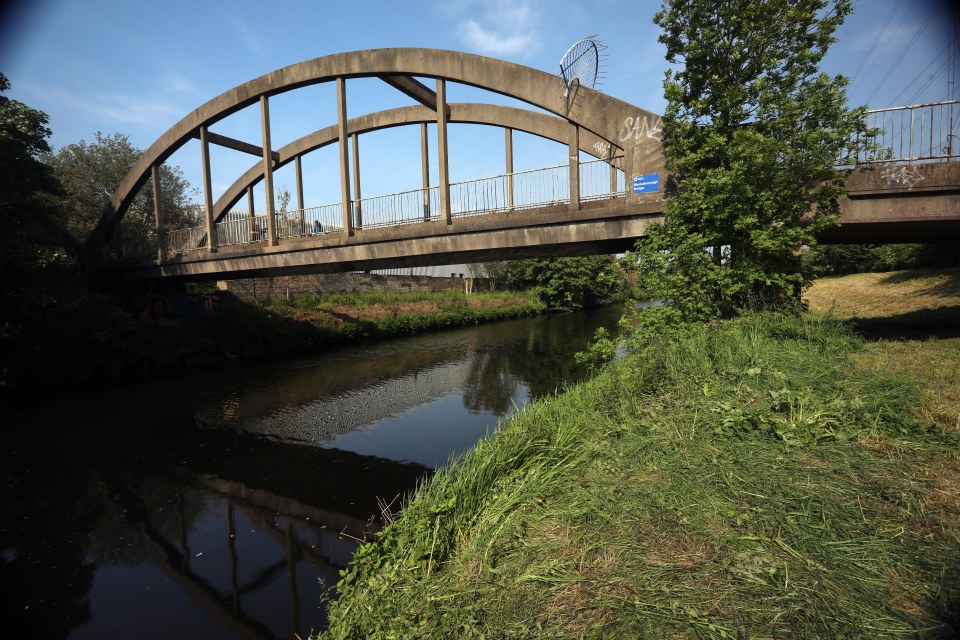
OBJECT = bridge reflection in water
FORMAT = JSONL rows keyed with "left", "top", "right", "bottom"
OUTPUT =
{"left": 1, "top": 306, "right": 624, "bottom": 639}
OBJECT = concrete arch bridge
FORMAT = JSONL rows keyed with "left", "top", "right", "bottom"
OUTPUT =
{"left": 92, "top": 49, "right": 960, "bottom": 282}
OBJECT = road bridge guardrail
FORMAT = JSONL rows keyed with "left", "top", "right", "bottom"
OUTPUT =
{"left": 854, "top": 100, "right": 960, "bottom": 165}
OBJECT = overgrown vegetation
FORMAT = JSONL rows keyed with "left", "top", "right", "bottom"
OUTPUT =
{"left": 322, "top": 310, "right": 960, "bottom": 638}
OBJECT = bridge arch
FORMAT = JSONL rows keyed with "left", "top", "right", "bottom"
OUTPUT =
{"left": 212, "top": 103, "right": 624, "bottom": 221}
{"left": 94, "top": 48, "right": 664, "bottom": 248}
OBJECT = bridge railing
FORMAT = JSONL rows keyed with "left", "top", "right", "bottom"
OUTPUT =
{"left": 278, "top": 203, "right": 345, "bottom": 238}
{"left": 580, "top": 157, "right": 626, "bottom": 201}
{"left": 448, "top": 158, "right": 625, "bottom": 218}
{"left": 139, "top": 158, "right": 627, "bottom": 258}
{"left": 854, "top": 100, "right": 960, "bottom": 164}
{"left": 167, "top": 225, "right": 207, "bottom": 254}
{"left": 352, "top": 186, "right": 440, "bottom": 229}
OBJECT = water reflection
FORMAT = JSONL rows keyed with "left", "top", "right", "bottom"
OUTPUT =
{"left": 0, "top": 305, "right": 623, "bottom": 638}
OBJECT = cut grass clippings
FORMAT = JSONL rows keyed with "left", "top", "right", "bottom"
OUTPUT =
{"left": 321, "top": 311, "right": 960, "bottom": 639}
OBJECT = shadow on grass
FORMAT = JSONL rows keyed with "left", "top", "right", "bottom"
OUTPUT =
{"left": 844, "top": 305, "right": 960, "bottom": 340}
{"left": 877, "top": 268, "right": 960, "bottom": 299}
{"left": 928, "top": 553, "right": 960, "bottom": 639}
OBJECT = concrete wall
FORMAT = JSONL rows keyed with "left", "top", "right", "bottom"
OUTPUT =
{"left": 218, "top": 273, "right": 488, "bottom": 305}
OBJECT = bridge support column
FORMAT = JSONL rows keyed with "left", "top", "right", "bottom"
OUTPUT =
{"left": 569, "top": 123, "right": 580, "bottom": 211}
{"left": 295, "top": 156, "right": 305, "bottom": 234}
{"left": 436, "top": 79, "right": 452, "bottom": 225}
{"left": 505, "top": 128, "right": 514, "bottom": 211}
{"left": 351, "top": 133, "right": 362, "bottom": 228}
{"left": 609, "top": 151, "right": 619, "bottom": 195}
{"left": 260, "top": 96, "right": 278, "bottom": 246}
{"left": 151, "top": 164, "right": 164, "bottom": 260}
{"left": 199, "top": 126, "right": 218, "bottom": 253}
{"left": 421, "top": 122, "right": 431, "bottom": 221}
{"left": 337, "top": 77, "right": 354, "bottom": 236}
{"left": 246, "top": 186, "right": 255, "bottom": 242}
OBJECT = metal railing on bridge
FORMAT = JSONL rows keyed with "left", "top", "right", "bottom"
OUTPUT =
{"left": 117, "top": 158, "right": 626, "bottom": 259}
{"left": 853, "top": 100, "right": 960, "bottom": 165}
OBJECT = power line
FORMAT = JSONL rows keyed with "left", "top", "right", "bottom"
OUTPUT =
{"left": 850, "top": 0, "right": 903, "bottom": 86}
{"left": 902, "top": 53, "right": 954, "bottom": 105}
{"left": 865, "top": 0, "right": 945, "bottom": 105}
{"left": 852, "top": 0, "right": 915, "bottom": 95}
{"left": 888, "top": 42, "right": 949, "bottom": 105}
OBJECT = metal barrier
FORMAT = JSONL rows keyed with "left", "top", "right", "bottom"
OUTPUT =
{"left": 856, "top": 100, "right": 960, "bottom": 164}
{"left": 580, "top": 158, "right": 626, "bottom": 202}
{"left": 352, "top": 187, "right": 439, "bottom": 229}
{"left": 159, "top": 160, "right": 627, "bottom": 253}
{"left": 166, "top": 225, "right": 207, "bottom": 254}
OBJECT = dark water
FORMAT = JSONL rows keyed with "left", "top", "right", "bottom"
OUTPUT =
{"left": 0, "top": 305, "right": 624, "bottom": 639}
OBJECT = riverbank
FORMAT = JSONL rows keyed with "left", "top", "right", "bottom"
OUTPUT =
{"left": 0, "top": 287, "right": 545, "bottom": 398}
{"left": 321, "top": 270, "right": 960, "bottom": 638}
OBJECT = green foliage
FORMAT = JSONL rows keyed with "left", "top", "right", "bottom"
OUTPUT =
{"left": 806, "top": 243, "right": 960, "bottom": 276}
{"left": 573, "top": 327, "right": 616, "bottom": 372}
{"left": 45, "top": 131, "right": 197, "bottom": 244}
{"left": 502, "top": 256, "right": 629, "bottom": 310}
{"left": 638, "top": 0, "right": 872, "bottom": 320}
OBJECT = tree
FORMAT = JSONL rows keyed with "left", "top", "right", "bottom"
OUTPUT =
{"left": 635, "top": 0, "right": 870, "bottom": 320}
{"left": 502, "top": 256, "right": 629, "bottom": 311}
{"left": 0, "top": 73, "right": 77, "bottom": 309}
{"left": 46, "top": 132, "right": 197, "bottom": 245}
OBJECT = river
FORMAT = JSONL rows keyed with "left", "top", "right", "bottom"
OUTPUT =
{"left": 0, "top": 305, "right": 624, "bottom": 639}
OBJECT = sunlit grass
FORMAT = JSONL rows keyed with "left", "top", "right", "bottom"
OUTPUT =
{"left": 322, "top": 310, "right": 960, "bottom": 639}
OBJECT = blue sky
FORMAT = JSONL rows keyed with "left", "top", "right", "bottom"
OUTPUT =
{"left": 1, "top": 0, "right": 957, "bottom": 211}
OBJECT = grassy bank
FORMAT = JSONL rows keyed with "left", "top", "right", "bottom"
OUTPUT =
{"left": 322, "top": 274, "right": 960, "bottom": 638}
{"left": 0, "top": 288, "right": 544, "bottom": 397}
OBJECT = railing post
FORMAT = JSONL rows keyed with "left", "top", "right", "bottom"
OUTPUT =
{"left": 421, "top": 122, "right": 431, "bottom": 221}
{"left": 151, "top": 164, "right": 164, "bottom": 260}
{"left": 352, "top": 132, "right": 362, "bottom": 228}
{"left": 337, "top": 77, "right": 354, "bottom": 236}
{"left": 199, "top": 126, "right": 218, "bottom": 253}
{"left": 505, "top": 127, "right": 514, "bottom": 211}
{"left": 568, "top": 123, "right": 580, "bottom": 210}
{"left": 295, "top": 156, "right": 305, "bottom": 235}
{"left": 260, "top": 96, "right": 278, "bottom": 245}
{"left": 909, "top": 107, "right": 915, "bottom": 164}
{"left": 437, "top": 79, "right": 452, "bottom": 225}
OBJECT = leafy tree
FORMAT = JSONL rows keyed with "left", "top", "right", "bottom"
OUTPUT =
{"left": 0, "top": 72, "right": 77, "bottom": 311}
{"left": 503, "top": 255, "right": 628, "bottom": 310}
{"left": 635, "top": 0, "right": 871, "bottom": 321}
{"left": 46, "top": 131, "right": 197, "bottom": 245}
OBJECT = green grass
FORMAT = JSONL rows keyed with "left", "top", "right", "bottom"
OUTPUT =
{"left": 321, "top": 312, "right": 960, "bottom": 639}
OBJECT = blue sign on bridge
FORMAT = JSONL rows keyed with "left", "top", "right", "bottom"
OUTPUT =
{"left": 633, "top": 173, "right": 660, "bottom": 194}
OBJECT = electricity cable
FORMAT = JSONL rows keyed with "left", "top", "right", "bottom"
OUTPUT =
{"left": 850, "top": 0, "right": 903, "bottom": 86}
{"left": 887, "top": 42, "right": 949, "bottom": 106}
{"left": 865, "top": 0, "right": 945, "bottom": 105}
{"left": 852, "top": 0, "right": 915, "bottom": 95}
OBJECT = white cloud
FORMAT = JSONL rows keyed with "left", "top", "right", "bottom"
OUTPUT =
{"left": 228, "top": 16, "right": 264, "bottom": 56}
{"left": 17, "top": 81, "right": 187, "bottom": 129}
{"left": 456, "top": 1, "right": 541, "bottom": 58}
